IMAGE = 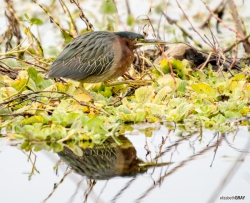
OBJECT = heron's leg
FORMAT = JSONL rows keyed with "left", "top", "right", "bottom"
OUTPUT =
{"left": 104, "top": 80, "right": 152, "bottom": 87}
{"left": 79, "top": 83, "right": 94, "bottom": 100}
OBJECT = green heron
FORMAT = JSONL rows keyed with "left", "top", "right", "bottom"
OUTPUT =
{"left": 47, "top": 31, "right": 165, "bottom": 92}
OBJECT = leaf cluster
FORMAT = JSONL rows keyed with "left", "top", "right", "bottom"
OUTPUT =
{"left": 1, "top": 59, "right": 250, "bottom": 152}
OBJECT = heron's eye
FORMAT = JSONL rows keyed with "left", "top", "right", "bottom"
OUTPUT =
{"left": 135, "top": 37, "right": 144, "bottom": 42}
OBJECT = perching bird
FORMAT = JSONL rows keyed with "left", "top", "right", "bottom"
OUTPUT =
{"left": 47, "top": 31, "right": 165, "bottom": 89}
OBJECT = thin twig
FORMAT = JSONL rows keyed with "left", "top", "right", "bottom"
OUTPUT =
{"left": 1, "top": 56, "right": 48, "bottom": 71}
{"left": 175, "top": 0, "right": 210, "bottom": 46}
{"left": 136, "top": 134, "right": 224, "bottom": 202}
{"left": 200, "top": 0, "right": 226, "bottom": 28}
{"left": 59, "top": 0, "right": 78, "bottom": 38}
{"left": 32, "top": 0, "right": 75, "bottom": 38}
{"left": 43, "top": 168, "right": 72, "bottom": 202}
{"left": 70, "top": 0, "right": 94, "bottom": 30}
{"left": 200, "top": 0, "right": 250, "bottom": 44}
{"left": 223, "top": 35, "right": 250, "bottom": 53}
{"left": 207, "top": 132, "right": 250, "bottom": 203}
{"left": 228, "top": 7, "right": 239, "bottom": 71}
{"left": 162, "top": 12, "right": 203, "bottom": 48}
{"left": 227, "top": 0, "right": 250, "bottom": 53}
{"left": 0, "top": 90, "right": 110, "bottom": 116}
{"left": 199, "top": 52, "right": 213, "bottom": 70}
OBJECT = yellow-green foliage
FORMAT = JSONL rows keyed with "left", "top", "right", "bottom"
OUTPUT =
{"left": 1, "top": 59, "right": 250, "bottom": 151}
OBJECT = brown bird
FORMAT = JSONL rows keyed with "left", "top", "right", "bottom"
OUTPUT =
{"left": 47, "top": 31, "right": 165, "bottom": 92}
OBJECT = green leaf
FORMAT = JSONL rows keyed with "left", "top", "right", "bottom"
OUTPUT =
{"left": 117, "top": 105, "right": 132, "bottom": 114}
{"left": 51, "top": 124, "right": 67, "bottom": 140}
{"left": 27, "top": 67, "right": 43, "bottom": 86}
{"left": 86, "top": 116, "right": 107, "bottom": 135}
{"left": 0, "top": 108, "right": 12, "bottom": 115}
{"left": 71, "top": 145, "right": 83, "bottom": 156}
{"left": 79, "top": 114, "right": 90, "bottom": 124}
{"left": 178, "top": 80, "right": 188, "bottom": 94}
{"left": 38, "top": 127, "right": 53, "bottom": 140}
{"left": 145, "top": 103, "right": 165, "bottom": 116}
{"left": 50, "top": 143, "right": 64, "bottom": 153}
{"left": 118, "top": 112, "right": 134, "bottom": 122}
{"left": 27, "top": 78, "right": 37, "bottom": 91}
{"left": 22, "top": 115, "right": 44, "bottom": 125}
{"left": 27, "top": 67, "right": 37, "bottom": 79}
{"left": 62, "top": 31, "right": 74, "bottom": 43}
{"left": 24, "top": 13, "right": 30, "bottom": 20}
{"left": 11, "top": 78, "right": 27, "bottom": 91}
{"left": 0, "top": 87, "right": 17, "bottom": 102}
{"left": 168, "top": 103, "right": 193, "bottom": 122}
{"left": 127, "top": 14, "right": 134, "bottom": 26}
{"left": 30, "top": 17, "right": 43, "bottom": 25}
{"left": 192, "top": 70, "right": 207, "bottom": 82}
{"left": 69, "top": 118, "right": 83, "bottom": 133}
{"left": 40, "top": 78, "right": 54, "bottom": 89}
{"left": 194, "top": 104, "right": 217, "bottom": 116}
{"left": 20, "top": 141, "right": 32, "bottom": 151}
{"left": 99, "top": 86, "right": 113, "bottom": 97}
{"left": 160, "top": 58, "right": 191, "bottom": 79}
{"left": 135, "top": 109, "right": 146, "bottom": 122}
{"left": 21, "top": 125, "right": 35, "bottom": 136}
{"left": 224, "top": 111, "right": 242, "bottom": 118}
{"left": 101, "top": 0, "right": 116, "bottom": 14}
{"left": 191, "top": 82, "right": 216, "bottom": 98}
{"left": 33, "top": 143, "right": 50, "bottom": 151}
{"left": 135, "top": 86, "right": 155, "bottom": 103}
{"left": 153, "top": 86, "right": 172, "bottom": 104}
{"left": 111, "top": 135, "right": 123, "bottom": 145}
{"left": 211, "top": 114, "right": 226, "bottom": 124}
{"left": 155, "top": 4, "right": 163, "bottom": 13}
{"left": 62, "top": 112, "right": 81, "bottom": 127}
{"left": 232, "top": 73, "right": 245, "bottom": 81}
{"left": 52, "top": 110, "right": 68, "bottom": 124}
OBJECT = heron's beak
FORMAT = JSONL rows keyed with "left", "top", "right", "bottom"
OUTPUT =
{"left": 135, "top": 39, "right": 167, "bottom": 49}
{"left": 136, "top": 39, "right": 167, "bottom": 45}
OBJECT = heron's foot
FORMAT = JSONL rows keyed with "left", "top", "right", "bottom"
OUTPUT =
{"left": 104, "top": 80, "right": 152, "bottom": 87}
{"left": 123, "top": 72, "right": 135, "bottom": 80}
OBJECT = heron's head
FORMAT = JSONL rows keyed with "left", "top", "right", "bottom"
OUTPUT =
{"left": 115, "top": 31, "right": 166, "bottom": 49}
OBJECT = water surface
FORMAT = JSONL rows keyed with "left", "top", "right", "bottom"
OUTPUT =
{"left": 1, "top": 126, "right": 249, "bottom": 203}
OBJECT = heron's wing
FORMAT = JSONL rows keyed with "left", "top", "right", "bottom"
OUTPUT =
{"left": 48, "top": 32, "right": 116, "bottom": 80}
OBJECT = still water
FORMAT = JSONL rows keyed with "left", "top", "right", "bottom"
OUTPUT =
{"left": 0, "top": 125, "right": 249, "bottom": 203}
{"left": 1, "top": 1, "right": 250, "bottom": 202}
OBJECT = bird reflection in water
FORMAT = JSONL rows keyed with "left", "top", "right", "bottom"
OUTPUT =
{"left": 57, "top": 135, "right": 148, "bottom": 180}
